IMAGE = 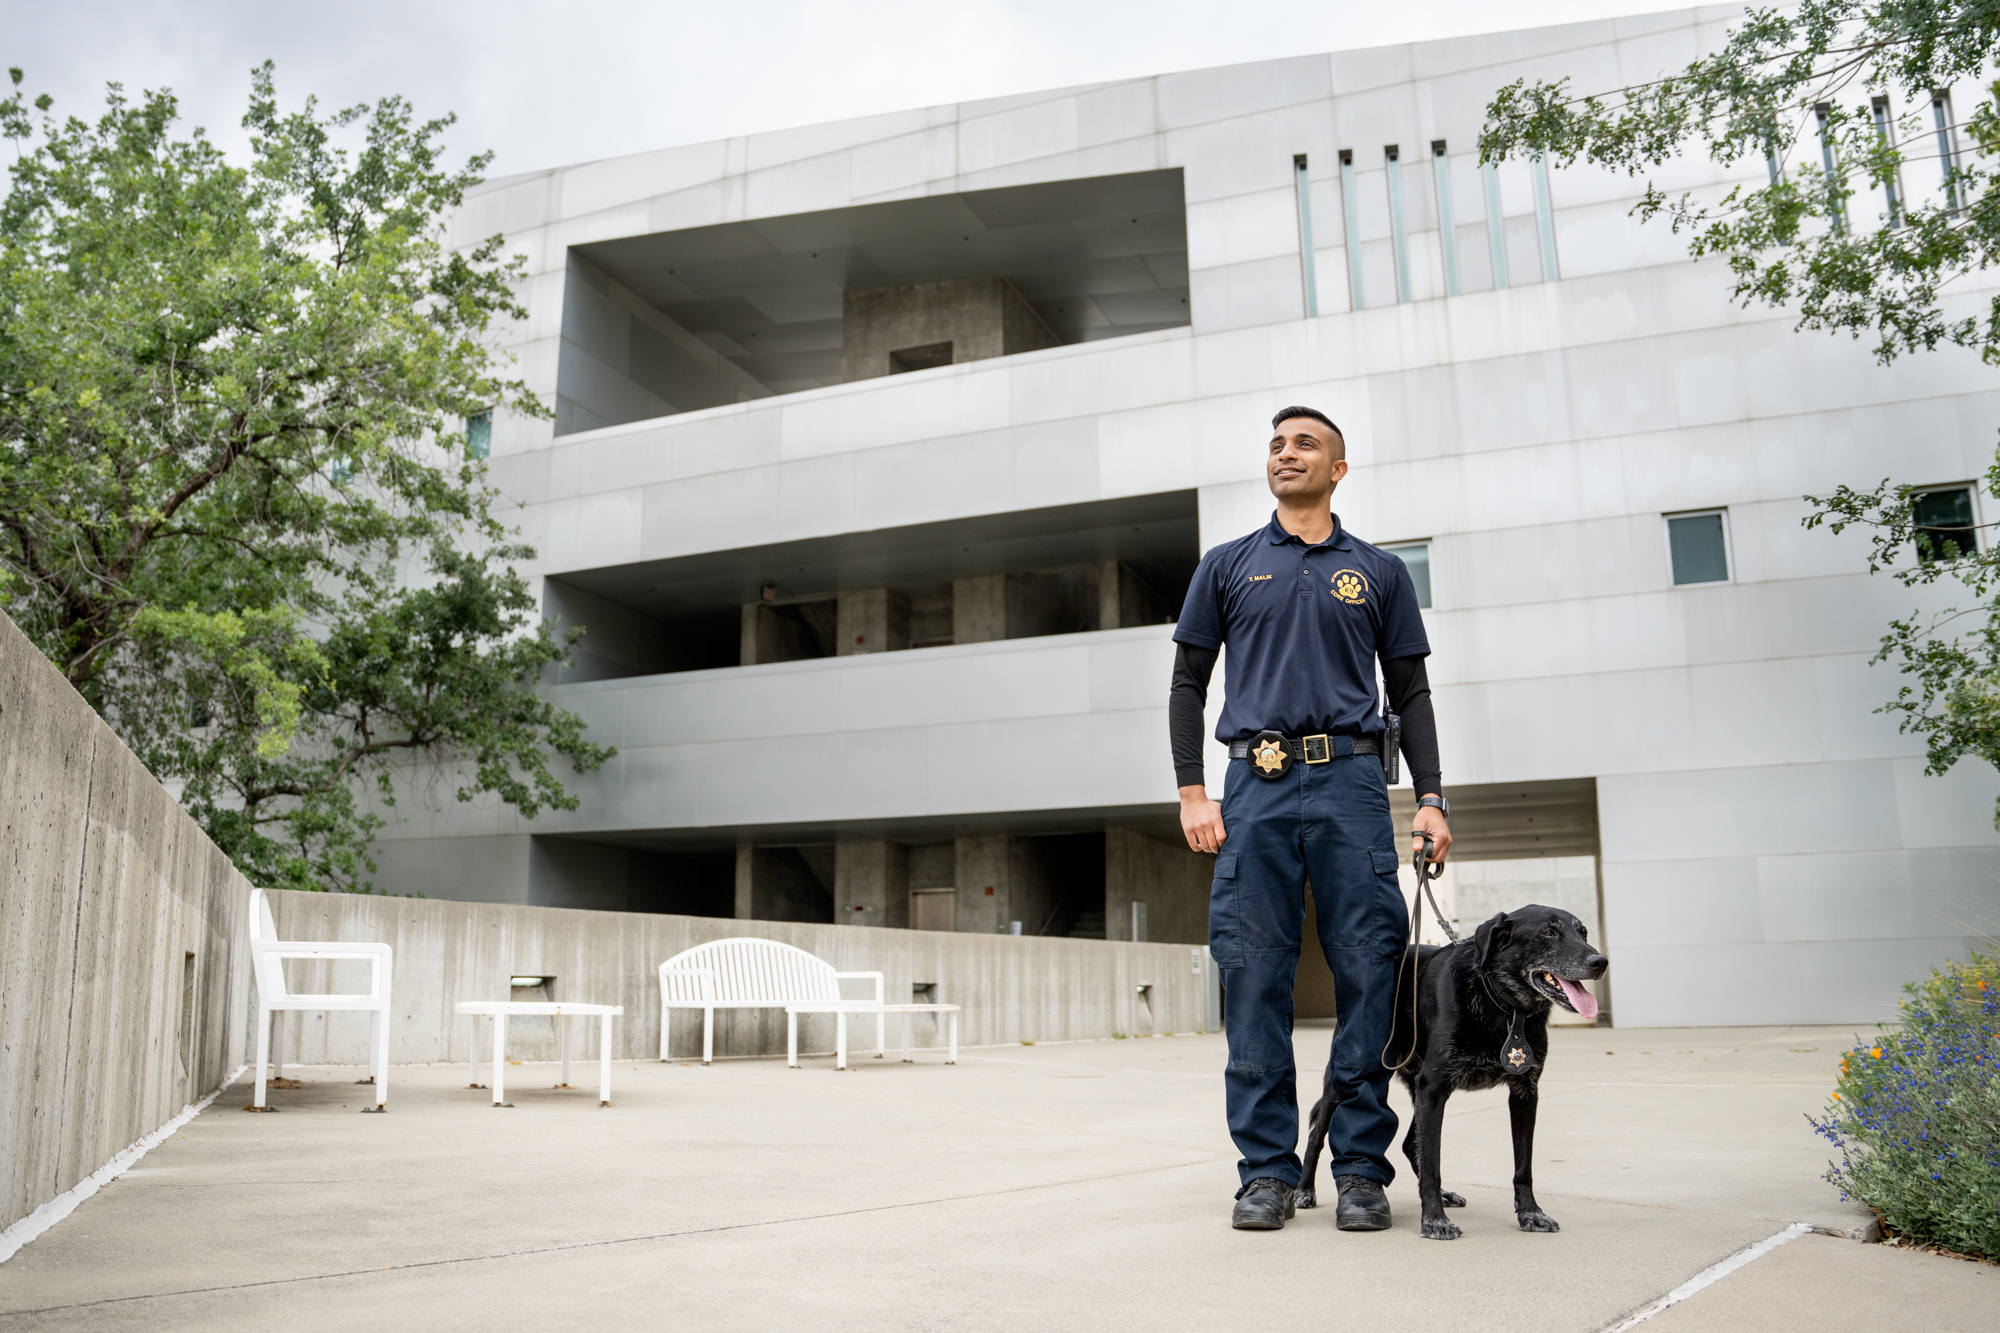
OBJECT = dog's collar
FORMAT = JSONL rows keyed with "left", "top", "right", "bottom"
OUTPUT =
{"left": 1476, "top": 971, "right": 1538, "bottom": 1075}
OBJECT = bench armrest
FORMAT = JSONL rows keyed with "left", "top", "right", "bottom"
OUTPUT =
{"left": 835, "top": 971, "right": 884, "bottom": 1004}
{"left": 660, "top": 964, "right": 718, "bottom": 1003}
{"left": 263, "top": 944, "right": 391, "bottom": 959}
{"left": 258, "top": 944, "right": 390, "bottom": 999}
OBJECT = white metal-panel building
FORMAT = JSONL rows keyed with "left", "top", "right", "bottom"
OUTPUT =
{"left": 371, "top": 5, "right": 2000, "bottom": 1026}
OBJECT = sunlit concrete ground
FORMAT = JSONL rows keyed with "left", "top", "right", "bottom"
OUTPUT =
{"left": 1, "top": 1025, "right": 1992, "bottom": 1330}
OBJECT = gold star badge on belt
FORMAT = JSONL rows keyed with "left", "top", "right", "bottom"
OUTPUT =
{"left": 1252, "top": 737, "right": 1286, "bottom": 774}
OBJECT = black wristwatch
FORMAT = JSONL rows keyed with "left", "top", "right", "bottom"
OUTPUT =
{"left": 1417, "top": 795, "right": 1450, "bottom": 818}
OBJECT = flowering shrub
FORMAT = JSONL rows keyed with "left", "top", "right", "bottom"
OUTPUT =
{"left": 1813, "top": 953, "right": 2000, "bottom": 1259}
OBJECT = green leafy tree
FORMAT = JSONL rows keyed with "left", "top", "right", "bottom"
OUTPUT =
{"left": 1481, "top": 2, "right": 2000, "bottom": 820}
{"left": 0, "top": 66, "right": 612, "bottom": 889}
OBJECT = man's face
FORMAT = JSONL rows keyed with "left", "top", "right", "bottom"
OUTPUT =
{"left": 1267, "top": 417, "right": 1347, "bottom": 502}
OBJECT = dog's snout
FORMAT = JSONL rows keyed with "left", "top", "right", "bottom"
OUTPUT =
{"left": 1584, "top": 953, "right": 1608, "bottom": 978}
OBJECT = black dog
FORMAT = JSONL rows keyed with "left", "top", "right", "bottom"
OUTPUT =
{"left": 1298, "top": 905, "right": 1607, "bottom": 1239}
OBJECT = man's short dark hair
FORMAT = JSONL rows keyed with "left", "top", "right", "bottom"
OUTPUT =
{"left": 1271, "top": 405, "right": 1343, "bottom": 445}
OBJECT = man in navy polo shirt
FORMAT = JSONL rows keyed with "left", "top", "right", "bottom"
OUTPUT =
{"left": 1169, "top": 405, "right": 1451, "bottom": 1232}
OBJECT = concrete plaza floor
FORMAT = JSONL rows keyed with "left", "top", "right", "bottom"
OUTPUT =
{"left": 1, "top": 1024, "right": 1992, "bottom": 1330}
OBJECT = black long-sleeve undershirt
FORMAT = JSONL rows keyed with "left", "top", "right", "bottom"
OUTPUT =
{"left": 1169, "top": 643, "right": 1442, "bottom": 798}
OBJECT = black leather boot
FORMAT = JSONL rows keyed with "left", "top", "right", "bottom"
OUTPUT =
{"left": 1334, "top": 1175, "right": 1391, "bottom": 1231}
{"left": 1231, "top": 1177, "right": 1297, "bottom": 1230}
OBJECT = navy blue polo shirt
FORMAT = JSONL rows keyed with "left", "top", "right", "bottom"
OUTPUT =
{"left": 1175, "top": 512, "right": 1429, "bottom": 741}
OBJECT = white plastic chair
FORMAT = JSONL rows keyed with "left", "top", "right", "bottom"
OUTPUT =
{"left": 247, "top": 887, "right": 392, "bottom": 1111}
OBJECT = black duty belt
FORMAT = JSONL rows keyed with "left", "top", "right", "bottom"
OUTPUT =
{"left": 1228, "top": 730, "right": 1380, "bottom": 780}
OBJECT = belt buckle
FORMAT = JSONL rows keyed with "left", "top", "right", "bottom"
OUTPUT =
{"left": 1301, "top": 734, "right": 1331, "bottom": 764}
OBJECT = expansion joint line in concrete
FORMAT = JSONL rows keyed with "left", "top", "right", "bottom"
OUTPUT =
{"left": 1600, "top": 1222, "right": 1811, "bottom": 1331}
{"left": 0, "top": 1156, "right": 1211, "bottom": 1317}
{"left": 49, "top": 731, "right": 98, "bottom": 1202}
{"left": 0, "top": 1064, "right": 248, "bottom": 1268}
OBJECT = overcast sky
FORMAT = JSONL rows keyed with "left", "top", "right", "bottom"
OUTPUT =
{"left": 4, "top": 0, "right": 1689, "bottom": 177}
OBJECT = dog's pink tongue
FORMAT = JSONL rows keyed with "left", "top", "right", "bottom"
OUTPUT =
{"left": 1558, "top": 976, "right": 1599, "bottom": 1020}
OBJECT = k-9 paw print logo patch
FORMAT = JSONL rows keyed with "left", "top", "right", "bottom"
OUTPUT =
{"left": 1330, "top": 569, "right": 1370, "bottom": 605}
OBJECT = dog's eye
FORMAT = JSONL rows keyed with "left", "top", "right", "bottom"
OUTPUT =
{"left": 1543, "top": 927, "right": 1558, "bottom": 938}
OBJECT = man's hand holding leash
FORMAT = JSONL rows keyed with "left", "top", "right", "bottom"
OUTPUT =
{"left": 1412, "top": 802, "right": 1450, "bottom": 864}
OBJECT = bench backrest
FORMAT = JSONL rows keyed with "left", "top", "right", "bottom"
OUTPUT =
{"left": 248, "top": 886, "right": 290, "bottom": 1001}
{"left": 658, "top": 938, "right": 843, "bottom": 1005}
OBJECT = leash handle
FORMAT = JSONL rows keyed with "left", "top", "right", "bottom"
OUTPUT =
{"left": 1412, "top": 832, "right": 1459, "bottom": 944}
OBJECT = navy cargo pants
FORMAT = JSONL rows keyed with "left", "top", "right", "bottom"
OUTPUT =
{"left": 1210, "top": 737, "right": 1408, "bottom": 1188}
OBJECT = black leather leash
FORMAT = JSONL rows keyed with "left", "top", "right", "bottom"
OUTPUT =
{"left": 1382, "top": 832, "right": 1452, "bottom": 1073}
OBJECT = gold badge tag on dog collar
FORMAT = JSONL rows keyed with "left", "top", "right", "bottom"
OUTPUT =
{"left": 1499, "top": 1014, "right": 1536, "bottom": 1075}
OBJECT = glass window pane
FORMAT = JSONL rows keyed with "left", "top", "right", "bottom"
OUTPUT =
{"left": 467, "top": 411, "right": 492, "bottom": 460}
{"left": 1387, "top": 542, "right": 1431, "bottom": 608}
{"left": 1912, "top": 486, "right": 1975, "bottom": 562}
{"left": 1668, "top": 513, "right": 1728, "bottom": 584}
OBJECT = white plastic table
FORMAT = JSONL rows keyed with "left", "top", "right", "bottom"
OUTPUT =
{"left": 882, "top": 1003, "right": 959, "bottom": 1064}
{"left": 783, "top": 1002, "right": 959, "bottom": 1068}
{"left": 454, "top": 1001, "right": 624, "bottom": 1107}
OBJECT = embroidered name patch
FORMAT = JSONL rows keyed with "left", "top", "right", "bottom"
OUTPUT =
{"left": 1247, "top": 574, "right": 1273, "bottom": 582}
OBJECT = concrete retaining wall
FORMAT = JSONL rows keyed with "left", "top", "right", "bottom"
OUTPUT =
{"left": 0, "top": 603, "right": 1208, "bottom": 1238}
{"left": 264, "top": 890, "right": 1211, "bottom": 1065}
{"left": 1, "top": 612, "right": 253, "bottom": 1235}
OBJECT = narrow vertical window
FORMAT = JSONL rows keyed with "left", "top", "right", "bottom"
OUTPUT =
{"left": 1666, "top": 511, "right": 1730, "bottom": 585}
{"left": 1385, "top": 541, "right": 1432, "bottom": 609}
{"left": 1765, "top": 150, "right": 1781, "bottom": 185}
{"left": 467, "top": 410, "right": 492, "bottom": 460}
{"left": 1431, "top": 141, "right": 1460, "bottom": 297}
{"left": 1385, "top": 145, "right": 1412, "bottom": 304}
{"left": 1340, "top": 149, "right": 1365, "bottom": 311}
{"left": 1932, "top": 91, "right": 1960, "bottom": 213}
{"left": 1871, "top": 96, "right": 1902, "bottom": 226}
{"left": 1816, "top": 103, "right": 1846, "bottom": 232}
{"left": 1531, "top": 154, "right": 1559, "bottom": 282}
{"left": 1293, "top": 154, "right": 1319, "bottom": 318}
{"left": 1482, "top": 161, "right": 1509, "bottom": 290}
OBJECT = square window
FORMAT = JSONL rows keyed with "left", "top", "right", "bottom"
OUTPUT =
{"left": 1912, "top": 485, "right": 1976, "bottom": 562}
{"left": 467, "top": 411, "right": 492, "bottom": 460}
{"left": 1667, "top": 511, "right": 1729, "bottom": 585}
{"left": 1384, "top": 541, "right": 1431, "bottom": 608}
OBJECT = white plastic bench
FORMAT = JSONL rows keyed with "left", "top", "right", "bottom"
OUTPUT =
{"left": 246, "top": 887, "right": 392, "bottom": 1111}
{"left": 659, "top": 937, "right": 883, "bottom": 1068}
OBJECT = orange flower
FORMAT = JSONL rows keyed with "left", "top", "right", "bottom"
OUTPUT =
{"left": 1871, "top": 1047, "right": 1883, "bottom": 1058}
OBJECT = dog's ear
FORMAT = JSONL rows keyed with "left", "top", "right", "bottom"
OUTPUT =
{"left": 1472, "top": 911, "right": 1512, "bottom": 972}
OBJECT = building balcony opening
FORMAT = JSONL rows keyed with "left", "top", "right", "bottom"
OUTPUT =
{"left": 543, "top": 491, "right": 1197, "bottom": 682}
{"left": 888, "top": 340, "right": 953, "bottom": 375}
{"left": 554, "top": 169, "right": 1189, "bottom": 435}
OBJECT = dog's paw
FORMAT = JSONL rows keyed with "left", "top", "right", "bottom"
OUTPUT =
{"left": 1441, "top": 1190, "right": 1466, "bottom": 1208}
{"left": 1420, "top": 1216, "right": 1462, "bottom": 1241}
{"left": 1297, "top": 1188, "right": 1317, "bottom": 1209}
{"left": 1517, "top": 1211, "right": 1560, "bottom": 1233}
